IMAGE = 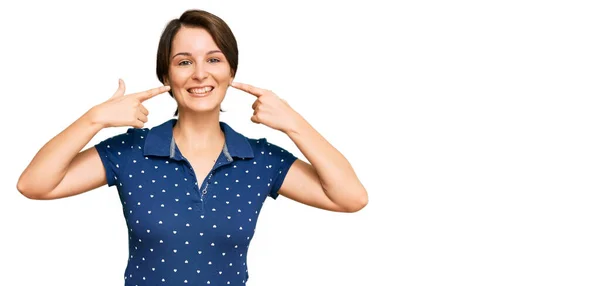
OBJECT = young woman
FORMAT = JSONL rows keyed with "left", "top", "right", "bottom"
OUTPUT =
{"left": 17, "top": 9, "right": 368, "bottom": 286}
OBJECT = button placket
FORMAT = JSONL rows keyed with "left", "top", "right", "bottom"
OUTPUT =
{"left": 200, "top": 172, "right": 214, "bottom": 212}
{"left": 182, "top": 161, "right": 204, "bottom": 213}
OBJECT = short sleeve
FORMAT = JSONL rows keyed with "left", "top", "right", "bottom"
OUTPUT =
{"left": 94, "top": 128, "right": 137, "bottom": 187}
{"left": 262, "top": 139, "right": 298, "bottom": 199}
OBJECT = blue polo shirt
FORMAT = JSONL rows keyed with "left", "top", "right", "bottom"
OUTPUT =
{"left": 94, "top": 118, "right": 297, "bottom": 286}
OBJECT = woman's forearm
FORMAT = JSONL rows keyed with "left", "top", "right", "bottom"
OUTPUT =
{"left": 285, "top": 117, "right": 368, "bottom": 211}
{"left": 17, "top": 109, "right": 104, "bottom": 196}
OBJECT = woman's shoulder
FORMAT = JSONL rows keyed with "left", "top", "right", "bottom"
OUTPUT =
{"left": 219, "top": 121, "right": 297, "bottom": 161}
{"left": 95, "top": 127, "right": 151, "bottom": 153}
{"left": 243, "top": 136, "right": 297, "bottom": 162}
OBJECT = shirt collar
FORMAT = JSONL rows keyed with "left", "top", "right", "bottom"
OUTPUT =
{"left": 143, "top": 119, "right": 254, "bottom": 160}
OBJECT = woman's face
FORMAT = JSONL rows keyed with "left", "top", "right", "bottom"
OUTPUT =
{"left": 165, "top": 26, "right": 233, "bottom": 114}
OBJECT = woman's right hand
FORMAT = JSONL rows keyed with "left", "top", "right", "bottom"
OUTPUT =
{"left": 88, "top": 79, "right": 170, "bottom": 129}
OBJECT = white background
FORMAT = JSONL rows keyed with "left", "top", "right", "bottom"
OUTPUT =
{"left": 1, "top": 0, "right": 599, "bottom": 285}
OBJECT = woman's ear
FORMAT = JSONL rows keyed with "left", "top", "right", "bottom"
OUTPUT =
{"left": 229, "top": 69, "right": 236, "bottom": 85}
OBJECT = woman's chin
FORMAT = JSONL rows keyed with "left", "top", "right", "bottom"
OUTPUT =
{"left": 185, "top": 103, "right": 221, "bottom": 113}
{"left": 177, "top": 95, "right": 224, "bottom": 114}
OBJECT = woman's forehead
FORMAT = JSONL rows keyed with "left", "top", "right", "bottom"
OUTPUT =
{"left": 171, "top": 27, "right": 219, "bottom": 55}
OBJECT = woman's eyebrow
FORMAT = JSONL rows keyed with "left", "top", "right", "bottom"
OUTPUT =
{"left": 172, "top": 50, "right": 222, "bottom": 59}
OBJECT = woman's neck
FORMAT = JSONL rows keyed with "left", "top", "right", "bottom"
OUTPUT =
{"left": 172, "top": 110, "right": 225, "bottom": 154}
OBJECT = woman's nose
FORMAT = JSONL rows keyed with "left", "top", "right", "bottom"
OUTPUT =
{"left": 192, "top": 63, "right": 209, "bottom": 80}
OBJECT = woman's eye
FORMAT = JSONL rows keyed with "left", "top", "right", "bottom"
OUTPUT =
{"left": 208, "top": 58, "right": 221, "bottom": 63}
{"left": 178, "top": 60, "right": 192, "bottom": 66}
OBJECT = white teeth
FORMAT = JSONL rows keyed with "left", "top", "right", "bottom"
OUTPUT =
{"left": 189, "top": 87, "right": 214, "bottom": 94}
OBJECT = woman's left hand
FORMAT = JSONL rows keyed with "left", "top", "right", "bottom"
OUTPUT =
{"left": 230, "top": 82, "right": 303, "bottom": 134}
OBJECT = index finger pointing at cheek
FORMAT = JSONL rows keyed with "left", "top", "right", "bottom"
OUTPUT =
{"left": 230, "top": 82, "right": 263, "bottom": 97}
{"left": 136, "top": 85, "right": 171, "bottom": 101}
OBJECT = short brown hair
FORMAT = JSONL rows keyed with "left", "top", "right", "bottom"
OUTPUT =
{"left": 156, "top": 9, "right": 239, "bottom": 116}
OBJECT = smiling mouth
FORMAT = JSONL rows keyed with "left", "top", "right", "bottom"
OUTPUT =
{"left": 187, "top": 86, "right": 215, "bottom": 95}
